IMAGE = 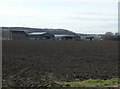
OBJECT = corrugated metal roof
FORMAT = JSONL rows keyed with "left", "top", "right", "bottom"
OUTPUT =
{"left": 28, "top": 32, "right": 46, "bottom": 35}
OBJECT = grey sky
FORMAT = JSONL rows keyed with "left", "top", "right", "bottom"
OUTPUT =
{"left": 0, "top": 0, "right": 118, "bottom": 34}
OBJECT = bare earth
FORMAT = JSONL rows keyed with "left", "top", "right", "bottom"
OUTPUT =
{"left": 2, "top": 40, "right": 119, "bottom": 87}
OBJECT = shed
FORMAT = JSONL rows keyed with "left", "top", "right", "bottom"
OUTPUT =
{"left": 55, "top": 34, "right": 80, "bottom": 40}
{"left": 85, "top": 36, "right": 94, "bottom": 41}
{"left": 10, "top": 30, "right": 28, "bottom": 40}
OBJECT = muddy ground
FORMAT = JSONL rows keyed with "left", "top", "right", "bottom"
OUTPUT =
{"left": 2, "top": 40, "right": 119, "bottom": 87}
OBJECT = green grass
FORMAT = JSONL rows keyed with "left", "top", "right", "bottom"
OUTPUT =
{"left": 2, "top": 78, "right": 120, "bottom": 88}
{"left": 55, "top": 78, "right": 120, "bottom": 87}
{"left": 2, "top": 86, "right": 13, "bottom": 89}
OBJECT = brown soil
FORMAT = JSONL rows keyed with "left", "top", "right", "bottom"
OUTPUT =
{"left": 2, "top": 40, "right": 119, "bottom": 87}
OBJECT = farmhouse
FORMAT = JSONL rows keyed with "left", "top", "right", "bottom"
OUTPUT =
{"left": 27, "top": 32, "right": 54, "bottom": 40}
{"left": 55, "top": 34, "right": 80, "bottom": 40}
{"left": 10, "top": 30, "right": 28, "bottom": 40}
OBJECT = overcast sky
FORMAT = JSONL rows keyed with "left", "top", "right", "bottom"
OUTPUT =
{"left": 0, "top": 0, "right": 119, "bottom": 34}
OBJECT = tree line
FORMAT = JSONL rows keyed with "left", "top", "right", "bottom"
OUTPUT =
{"left": 103, "top": 32, "right": 120, "bottom": 41}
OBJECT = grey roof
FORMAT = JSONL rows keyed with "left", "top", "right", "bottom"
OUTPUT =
{"left": 28, "top": 32, "right": 46, "bottom": 35}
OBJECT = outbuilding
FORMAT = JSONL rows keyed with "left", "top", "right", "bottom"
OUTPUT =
{"left": 10, "top": 30, "right": 28, "bottom": 40}
{"left": 55, "top": 34, "right": 80, "bottom": 40}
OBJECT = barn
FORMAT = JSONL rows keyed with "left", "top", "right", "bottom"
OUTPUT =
{"left": 80, "top": 34, "right": 95, "bottom": 41}
{"left": 10, "top": 30, "right": 28, "bottom": 40}
{"left": 85, "top": 36, "right": 94, "bottom": 41}
{"left": 27, "top": 32, "right": 54, "bottom": 40}
{"left": 55, "top": 35, "right": 80, "bottom": 40}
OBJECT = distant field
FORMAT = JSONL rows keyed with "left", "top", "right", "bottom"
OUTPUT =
{"left": 2, "top": 40, "right": 119, "bottom": 87}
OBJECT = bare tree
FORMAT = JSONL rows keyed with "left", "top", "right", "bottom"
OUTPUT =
{"left": 105, "top": 32, "right": 113, "bottom": 36}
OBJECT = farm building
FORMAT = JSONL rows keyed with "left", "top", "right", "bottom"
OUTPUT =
{"left": 85, "top": 36, "right": 94, "bottom": 41}
{"left": 27, "top": 32, "right": 54, "bottom": 40}
{"left": 55, "top": 35, "right": 80, "bottom": 40}
{"left": 81, "top": 36, "right": 94, "bottom": 41}
{"left": 9, "top": 30, "right": 28, "bottom": 40}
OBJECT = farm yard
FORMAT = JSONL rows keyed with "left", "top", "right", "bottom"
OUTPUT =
{"left": 2, "top": 40, "right": 119, "bottom": 87}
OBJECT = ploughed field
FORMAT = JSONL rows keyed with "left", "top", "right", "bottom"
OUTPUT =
{"left": 2, "top": 40, "right": 119, "bottom": 87}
